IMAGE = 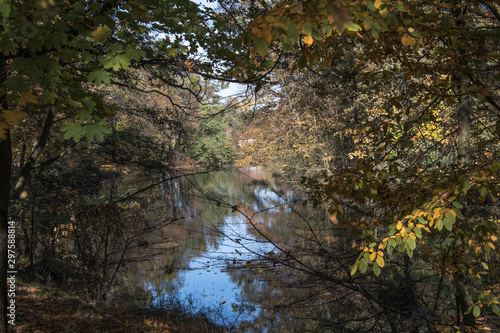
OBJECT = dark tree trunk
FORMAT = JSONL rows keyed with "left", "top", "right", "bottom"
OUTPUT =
{"left": 455, "top": 94, "right": 475, "bottom": 328}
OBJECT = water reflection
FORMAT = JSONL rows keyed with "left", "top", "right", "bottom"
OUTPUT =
{"left": 121, "top": 166, "right": 353, "bottom": 332}
{"left": 121, "top": 168, "right": 294, "bottom": 326}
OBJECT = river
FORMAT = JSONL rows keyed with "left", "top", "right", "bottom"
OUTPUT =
{"left": 120, "top": 166, "right": 344, "bottom": 332}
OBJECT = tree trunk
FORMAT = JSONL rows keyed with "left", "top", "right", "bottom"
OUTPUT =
{"left": 455, "top": 272, "right": 476, "bottom": 327}
{"left": 455, "top": 92, "right": 475, "bottom": 328}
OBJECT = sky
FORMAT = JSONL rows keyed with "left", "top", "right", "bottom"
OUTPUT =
{"left": 194, "top": 0, "right": 244, "bottom": 99}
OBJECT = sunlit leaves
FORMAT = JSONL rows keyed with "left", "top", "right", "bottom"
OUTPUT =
{"left": 303, "top": 35, "right": 313, "bottom": 46}
{"left": 91, "top": 25, "right": 111, "bottom": 43}
{"left": 344, "top": 22, "right": 361, "bottom": 32}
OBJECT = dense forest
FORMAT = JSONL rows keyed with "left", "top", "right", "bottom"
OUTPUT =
{"left": 0, "top": 0, "right": 499, "bottom": 332}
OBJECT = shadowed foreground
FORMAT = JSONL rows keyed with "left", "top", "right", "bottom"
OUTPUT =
{"left": 11, "top": 282, "right": 226, "bottom": 333}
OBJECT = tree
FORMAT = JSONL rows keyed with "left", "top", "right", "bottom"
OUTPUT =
{"left": 191, "top": 104, "right": 235, "bottom": 166}
{"left": 0, "top": 0, "right": 238, "bottom": 331}
{"left": 238, "top": 0, "right": 500, "bottom": 330}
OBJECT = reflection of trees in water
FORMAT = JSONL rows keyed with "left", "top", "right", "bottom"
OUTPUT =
{"left": 125, "top": 168, "right": 426, "bottom": 331}
{"left": 214, "top": 170, "right": 422, "bottom": 332}
{"left": 231, "top": 192, "right": 448, "bottom": 332}
{"left": 124, "top": 170, "right": 235, "bottom": 297}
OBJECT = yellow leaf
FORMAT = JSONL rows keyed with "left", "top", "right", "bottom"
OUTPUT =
{"left": 370, "top": 252, "right": 377, "bottom": 262}
{"left": 1, "top": 109, "right": 25, "bottom": 125}
{"left": 91, "top": 25, "right": 111, "bottom": 43}
{"left": 262, "top": 28, "right": 273, "bottom": 43}
{"left": 19, "top": 92, "right": 38, "bottom": 106}
{"left": 401, "top": 34, "right": 413, "bottom": 46}
{"left": 376, "top": 256, "right": 385, "bottom": 268}
{"left": 0, "top": 121, "right": 9, "bottom": 140}
{"left": 396, "top": 220, "right": 402, "bottom": 230}
{"left": 303, "top": 35, "right": 314, "bottom": 46}
{"left": 374, "top": 0, "right": 383, "bottom": 9}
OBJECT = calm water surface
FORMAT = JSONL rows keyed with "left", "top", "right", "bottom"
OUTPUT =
{"left": 124, "top": 167, "right": 308, "bottom": 331}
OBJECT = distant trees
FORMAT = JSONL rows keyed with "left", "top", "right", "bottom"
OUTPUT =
{"left": 191, "top": 104, "right": 235, "bottom": 166}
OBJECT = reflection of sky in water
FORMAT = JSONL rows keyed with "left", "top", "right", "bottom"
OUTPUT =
{"left": 140, "top": 168, "right": 301, "bottom": 330}
{"left": 149, "top": 213, "right": 274, "bottom": 326}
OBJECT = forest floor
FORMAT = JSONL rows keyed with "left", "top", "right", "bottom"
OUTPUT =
{"left": 10, "top": 280, "right": 227, "bottom": 333}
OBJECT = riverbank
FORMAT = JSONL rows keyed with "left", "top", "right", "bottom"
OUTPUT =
{"left": 10, "top": 280, "right": 227, "bottom": 333}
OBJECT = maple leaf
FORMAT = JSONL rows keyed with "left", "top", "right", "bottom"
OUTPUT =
{"left": 88, "top": 70, "right": 110, "bottom": 86}
{"left": 1, "top": 109, "right": 25, "bottom": 124}
{"left": 91, "top": 25, "right": 111, "bottom": 43}
{"left": 19, "top": 92, "right": 38, "bottom": 105}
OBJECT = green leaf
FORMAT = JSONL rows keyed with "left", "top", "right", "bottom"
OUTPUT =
{"left": 366, "top": 0, "right": 376, "bottom": 11}
{"left": 322, "top": 20, "right": 332, "bottom": 36}
{"left": 103, "top": 53, "right": 131, "bottom": 70}
{"left": 106, "top": 42, "right": 123, "bottom": 55}
{"left": 254, "top": 37, "right": 268, "bottom": 57}
{"left": 373, "top": 262, "right": 381, "bottom": 276}
{"left": 302, "top": 21, "right": 313, "bottom": 36}
{"left": 473, "top": 305, "right": 481, "bottom": 318}
{"left": 88, "top": 70, "right": 110, "bottom": 86}
{"left": 85, "top": 120, "right": 112, "bottom": 142}
{"left": 492, "top": 304, "right": 500, "bottom": 315}
{"left": 414, "top": 227, "right": 422, "bottom": 238}
{"left": 396, "top": 3, "right": 408, "bottom": 12}
{"left": 462, "top": 180, "right": 471, "bottom": 191}
{"left": 417, "top": 216, "right": 427, "bottom": 224}
{"left": 453, "top": 208, "right": 465, "bottom": 220}
{"left": 452, "top": 201, "right": 463, "bottom": 209}
{"left": 481, "top": 262, "right": 489, "bottom": 270}
{"left": 0, "top": 2, "right": 11, "bottom": 21}
{"left": 350, "top": 262, "right": 358, "bottom": 275}
{"left": 389, "top": 223, "right": 397, "bottom": 235}
{"left": 297, "top": 54, "right": 307, "bottom": 68}
{"left": 406, "top": 237, "right": 416, "bottom": 250}
{"left": 443, "top": 216, "right": 453, "bottom": 231}
{"left": 311, "top": 27, "right": 322, "bottom": 40}
{"left": 408, "top": 27, "right": 422, "bottom": 38}
{"left": 387, "top": 14, "right": 398, "bottom": 28}
{"left": 60, "top": 121, "right": 84, "bottom": 142}
{"left": 436, "top": 218, "right": 443, "bottom": 231}
{"left": 76, "top": 110, "right": 93, "bottom": 122}
{"left": 388, "top": 238, "right": 396, "bottom": 247}
{"left": 359, "top": 258, "right": 367, "bottom": 273}
{"left": 445, "top": 211, "right": 455, "bottom": 224}
{"left": 345, "top": 22, "right": 362, "bottom": 31}
{"left": 288, "top": 22, "right": 300, "bottom": 41}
